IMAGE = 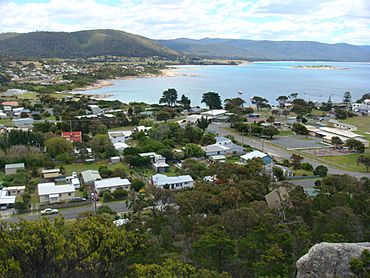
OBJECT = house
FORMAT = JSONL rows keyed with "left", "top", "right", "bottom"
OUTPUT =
{"left": 61, "top": 131, "right": 82, "bottom": 143}
{"left": 139, "top": 152, "right": 170, "bottom": 173}
{"left": 108, "top": 130, "right": 133, "bottom": 143}
{"left": 2, "top": 101, "right": 19, "bottom": 107}
{"left": 38, "top": 182, "right": 75, "bottom": 204}
{"left": 327, "top": 119, "right": 357, "bottom": 131}
{"left": 0, "top": 190, "right": 16, "bottom": 209}
{"left": 94, "top": 177, "right": 131, "bottom": 194}
{"left": 42, "top": 169, "right": 61, "bottom": 180}
{"left": 203, "top": 136, "right": 244, "bottom": 156}
{"left": 110, "top": 156, "right": 121, "bottom": 164}
{"left": 135, "top": 126, "right": 152, "bottom": 133}
{"left": 0, "top": 111, "right": 7, "bottom": 119}
{"left": 265, "top": 186, "right": 291, "bottom": 210}
{"left": 81, "top": 170, "right": 102, "bottom": 185}
{"left": 151, "top": 174, "right": 194, "bottom": 190}
{"left": 114, "top": 142, "right": 129, "bottom": 153}
{"left": 240, "top": 150, "right": 273, "bottom": 165}
{"left": 307, "top": 126, "right": 369, "bottom": 148}
{"left": 200, "top": 109, "right": 231, "bottom": 122}
{"left": 1, "top": 186, "right": 25, "bottom": 196}
{"left": 209, "top": 154, "right": 227, "bottom": 162}
{"left": 12, "top": 118, "right": 34, "bottom": 128}
{"left": 5, "top": 163, "right": 25, "bottom": 175}
{"left": 3, "top": 106, "right": 12, "bottom": 113}
{"left": 88, "top": 105, "right": 102, "bottom": 115}
{"left": 65, "top": 173, "right": 80, "bottom": 189}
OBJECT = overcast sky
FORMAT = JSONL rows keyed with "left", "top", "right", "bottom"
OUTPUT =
{"left": 1, "top": 0, "right": 369, "bottom": 45}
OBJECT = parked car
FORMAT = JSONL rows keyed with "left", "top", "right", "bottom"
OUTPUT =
{"left": 40, "top": 208, "right": 59, "bottom": 216}
{"left": 70, "top": 197, "right": 87, "bottom": 202}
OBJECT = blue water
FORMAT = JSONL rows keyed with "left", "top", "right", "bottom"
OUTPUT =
{"left": 84, "top": 61, "right": 370, "bottom": 106}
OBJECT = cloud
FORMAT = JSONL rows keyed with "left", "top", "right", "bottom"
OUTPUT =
{"left": 0, "top": 0, "right": 369, "bottom": 44}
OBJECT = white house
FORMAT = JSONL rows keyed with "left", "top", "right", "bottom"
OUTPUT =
{"left": 139, "top": 152, "right": 169, "bottom": 173}
{"left": 88, "top": 105, "right": 102, "bottom": 115}
{"left": 151, "top": 174, "right": 194, "bottom": 190}
{"left": 135, "top": 125, "right": 152, "bottom": 133}
{"left": 38, "top": 182, "right": 76, "bottom": 204}
{"left": 94, "top": 177, "right": 131, "bottom": 194}
{"left": 5, "top": 163, "right": 25, "bottom": 175}
{"left": 327, "top": 119, "right": 357, "bottom": 131}
{"left": 108, "top": 130, "right": 133, "bottom": 143}
{"left": 113, "top": 142, "right": 129, "bottom": 153}
{"left": 203, "top": 136, "right": 244, "bottom": 156}
{"left": 0, "top": 186, "right": 25, "bottom": 209}
{"left": 240, "top": 150, "right": 273, "bottom": 165}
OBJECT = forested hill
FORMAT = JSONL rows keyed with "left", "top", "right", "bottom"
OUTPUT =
{"left": 158, "top": 38, "right": 370, "bottom": 62}
{"left": 0, "top": 29, "right": 179, "bottom": 59}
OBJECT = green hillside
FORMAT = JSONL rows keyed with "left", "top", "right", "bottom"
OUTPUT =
{"left": 0, "top": 29, "right": 178, "bottom": 59}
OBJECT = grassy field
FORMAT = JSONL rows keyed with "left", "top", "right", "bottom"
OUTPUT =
{"left": 62, "top": 161, "right": 129, "bottom": 175}
{"left": 0, "top": 118, "right": 14, "bottom": 126}
{"left": 342, "top": 116, "right": 370, "bottom": 140}
{"left": 319, "top": 151, "right": 369, "bottom": 173}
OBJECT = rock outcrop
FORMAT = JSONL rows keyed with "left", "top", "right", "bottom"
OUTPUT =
{"left": 296, "top": 242, "right": 370, "bottom": 278}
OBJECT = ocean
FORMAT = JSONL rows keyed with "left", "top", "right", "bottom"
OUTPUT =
{"left": 83, "top": 61, "right": 370, "bottom": 106}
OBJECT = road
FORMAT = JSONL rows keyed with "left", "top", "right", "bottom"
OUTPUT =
{"left": 208, "top": 123, "right": 370, "bottom": 179}
{"left": 1, "top": 201, "right": 130, "bottom": 223}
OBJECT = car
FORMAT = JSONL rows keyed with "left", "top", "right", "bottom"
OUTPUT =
{"left": 40, "top": 208, "right": 59, "bottom": 216}
{"left": 70, "top": 197, "right": 87, "bottom": 202}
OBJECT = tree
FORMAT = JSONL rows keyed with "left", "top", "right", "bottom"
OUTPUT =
{"left": 357, "top": 155, "right": 370, "bottom": 172}
{"left": 291, "top": 153, "right": 304, "bottom": 170}
{"left": 156, "top": 110, "right": 171, "bottom": 122}
{"left": 261, "top": 126, "right": 279, "bottom": 139}
{"left": 224, "top": 97, "right": 245, "bottom": 112}
{"left": 202, "top": 92, "right": 222, "bottom": 110}
{"left": 276, "top": 95, "right": 289, "bottom": 108}
{"left": 331, "top": 136, "right": 343, "bottom": 148}
{"left": 177, "top": 94, "right": 191, "bottom": 109}
{"left": 131, "top": 179, "right": 145, "bottom": 191}
{"left": 314, "top": 165, "right": 328, "bottom": 177}
{"left": 184, "top": 143, "right": 204, "bottom": 158}
{"left": 45, "top": 137, "right": 73, "bottom": 158}
{"left": 91, "top": 134, "right": 116, "bottom": 158}
{"left": 251, "top": 96, "right": 268, "bottom": 112}
{"left": 159, "top": 88, "right": 178, "bottom": 107}
{"left": 335, "top": 108, "right": 348, "bottom": 119}
{"left": 343, "top": 91, "right": 352, "bottom": 104}
{"left": 191, "top": 229, "right": 236, "bottom": 273}
{"left": 197, "top": 116, "right": 210, "bottom": 130}
{"left": 102, "top": 191, "right": 114, "bottom": 202}
{"left": 291, "top": 99, "right": 313, "bottom": 116}
{"left": 292, "top": 123, "right": 308, "bottom": 135}
{"left": 273, "top": 166, "right": 285, "bottom": 181}
{"left": 113, "top": 189, "right": 128, "bottom": 200}
{"left": 200, "top": 133, "right": 216, "bottom": 146}
{"left": 349, "top": 250, "right": 370, "bottom": 278}
{"left": 289, "top": 92, "right": 298, "bottom": 100}
{"left": 345, "top": 139, "right": 365, "bottom": 153}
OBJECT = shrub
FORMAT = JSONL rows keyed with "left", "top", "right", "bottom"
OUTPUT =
{"left": 113, "top": 189, "right": 128, "bottom": 200}
{"left": 102, "top": 191, "right": 114, "bottom": 202}
{"left": 131, "top": 179, "right": 145, "bottom": 192}
{"left": 314, "top": 165, "right": 328, "bottom": 177}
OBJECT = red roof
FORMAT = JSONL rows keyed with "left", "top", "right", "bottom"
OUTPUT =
{"left": 61, "top": 131, "right": 82, "bottom": 142}
{"left": 2, "top": 101, "right": 19, "bottom": 107}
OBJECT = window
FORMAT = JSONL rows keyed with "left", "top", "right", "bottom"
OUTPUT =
{"left": 68, "top": 193, "right": 72, "bottom": 196}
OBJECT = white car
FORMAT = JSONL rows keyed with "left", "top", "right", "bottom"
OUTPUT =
{"left": 40, "top": 208, "right": 59, "bottom": 216}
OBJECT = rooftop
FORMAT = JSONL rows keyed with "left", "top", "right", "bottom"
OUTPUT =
{"left": 240, "top": 150, "right": 269, "bottom": 160}
{"left": 81, "top": 170, "right": 102, "bottom": 182}
{"left": 94, "top": 177, "right": 131, "bottom": 189}
{"left": 152, "top": 174, "right": 193, "bottom": 186}
{"left": 5, "top": 163, "right": 25, "bottom": 169}
{"left": 38, "top": 182, "right": 75, "bottom": 196}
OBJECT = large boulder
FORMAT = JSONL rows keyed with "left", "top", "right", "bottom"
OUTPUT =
{"left": 296, "top": 242, "right": 370, "bottom": 278}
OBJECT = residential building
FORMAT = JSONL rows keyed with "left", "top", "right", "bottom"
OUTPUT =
{"left": 110, "top": 156, "right": 121, "bottom": 164}
{"left": 209, "top": 154, "right": 227, "bottom": 162}
{"left": 88, "top": 105, "right": 102, "bottom": 115}
{"left": 151, "top": 174, "right": 194, "bottom": 190}
{"left": 265, "top": 186, "right": 291, "bottom": 210}
{"left": 200, "top": 109, "right": 231, "bottom": 122}
{"left": 113, "top": 142, "right": 129, "bottom": 153}
{"left": 108, "top": 130, "right": 133, "bottom": 143}
{"left": 0, "top": 190, "right": 16, "bottom": 209}
{"left": 135, "top": 126, "right": 152, "bottom": 133}
{"left": 42, "top": 169, "right": 61, "bottom": 180}
{"left": 61, "top": 131, "right": 82, "bottom": 143}
{"left": 81, "top": 170, "right": 102, "bottom": 185}
{"left": 38, "top": 182, "right": 75, "bottom": 204}
{"left": 240, "top": 150, "right": 273, "bottom": 165}
{"left": 327, "top": 119, "right": 357, "bottom": 131}
{"left": 1, "top": 101, "right": 19, "bottom": 107}
{"left": 94, "top": 177, "right": 131, "bottom": 194}
{"left": 139, "top": 152, "right": 169, "bottom": 173}
{"left": 203, "top": 136, "right": 244, "bottom": 156}
{"left": 1, "top": 186, "right": 25, "bottom": 196}
{"left": 5, "top": 163, "right": 25, "bottom": 175}
{"left": 12, "top": 118, "right": 34, "bottom": 128}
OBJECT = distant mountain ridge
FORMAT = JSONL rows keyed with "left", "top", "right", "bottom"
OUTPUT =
{"left": 0, "top": 29, "right": 178, "bottom": 59}
{"left": 158, "top": 38, "right": 370, "bottom": 62}
{"left": 0, "top": 29, "right": 370, "bottom": 62}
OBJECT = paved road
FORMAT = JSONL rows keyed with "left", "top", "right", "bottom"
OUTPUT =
{"left": 1, "top": 201, "right": 130, "bottom": 223}
{"left": 208, "top": 123, "right": 370, "bottom": 179}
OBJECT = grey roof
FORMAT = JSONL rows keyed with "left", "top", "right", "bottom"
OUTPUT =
{"left": 38, "top": 182, "right": 75, "bottom": 196}
{"left": 152, "top": 174, "right": 193, "bottom": 186}
{"left": 5, "top": 163, "right": 25, "bottom": 169}
{"left": 81, "top": 170, "right": 102, "bottom": 183}
{"left": 94, "top": 177, "right": 131, "bottom": 190}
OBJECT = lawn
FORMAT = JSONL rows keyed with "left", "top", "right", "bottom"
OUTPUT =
{"left": 342, "top": 116, "right": 370, "bottom": 140}
{"left": 278, "top": 130, "right": 294, "bottom": 136}
{"left": 0, "top": 118, "right": 14, "bottom": 127}
{"left": 320, "top": 151, "right": 369, "bottom": 173}
{"left": 62, "top": 161, "right": 129, "bottom": 176}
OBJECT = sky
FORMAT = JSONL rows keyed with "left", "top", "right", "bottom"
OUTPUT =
{"left": 0, "top": 0, "right": 369, "bottom": 45}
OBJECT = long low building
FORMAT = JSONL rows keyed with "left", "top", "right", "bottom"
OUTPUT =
{"left": 306, "top": 126, "right": 369, "bottom": 148}
{"left": 38, "top": 182, "right": 75, "bottom": 204}
{"left": 94, "top": 177, "right": 131, "bottom": 194}
{"left": 151, "top": 174, "right": 194, "bottom": 190}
